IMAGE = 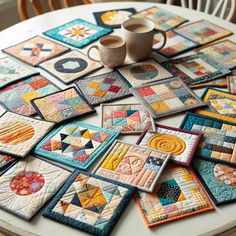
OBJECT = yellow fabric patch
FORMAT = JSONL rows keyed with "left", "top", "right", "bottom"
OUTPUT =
{"left": 150, "top": 101, "right": 170, "bottom": 112}
{"left": 21, "top": 91, "right": 39, "bottom": 103}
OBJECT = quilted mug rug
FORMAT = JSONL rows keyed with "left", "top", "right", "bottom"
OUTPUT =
{"left": 0, "top": 57, "right": 38, "bottom": 88}
{"left": 94, "top": 140, "right": 171, "bottom": 192}
{"left": 101, "top": 103, "right": 155, "bottom": 134}
{"left": 180, "top": 113, "right": 236, "bottom": 167}
{"left": 117, "top": 59, "right": 173, "bottom": 87}
{"left": 174, "top": 20, "right": 233, "bottom": 45}
{"left": 0, "top": 112, "right": 54, "bottom": 158}
{"left": 75, "top": 71, "right": 131, "bottom": 106}
{"left": 137, "top": 123, "right": 202, "bottom": 166}
{"left": 162, "top": 53, "right": 231, "bottom": 86}
{"left": 134, "top": 165, "right": 214, "bottom": 227}
{"left": 44, "top": 18, "right": 113, "bottom": 48}
{"left": 131, "top": 6, "right": 188, "bottom": 31}
{"left": 0, "top": 154, "right": 15, "bottom": 171}
{"left": 130, "top": 77, "right": 206, "bottom": 119}
{"left": 0, "top": 75, "right": 60, "bottom": 116}
{"left": 193, "top": 158, "right": 236, "bottom": 205}
{"left": 0, "top": 155, "right": 71, "bottom": 220}
{"left": 227, "top": 72, "right": 236, "bottom": 94}
{"left": 39, "top": 50, "right": 103, "bottom": 84}
{"left": 31, "top": 87, "right": 95, "bottom": 123}
{"left": 34, "top": 121, "right": 119, "bottom": 170}
{"left": 190, "top": 78, "right": 227, "bottom": 89}
{"left": 43, "top": 171, "right": 134, "bottom": 236}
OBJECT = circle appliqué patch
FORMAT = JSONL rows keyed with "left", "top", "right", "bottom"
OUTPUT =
{"left": 54, "top": 58, "right": 88, "bottom": 73}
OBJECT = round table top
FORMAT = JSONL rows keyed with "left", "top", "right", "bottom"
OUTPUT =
{"left": 0, "top": 2, "right": 236, "bottom": 236}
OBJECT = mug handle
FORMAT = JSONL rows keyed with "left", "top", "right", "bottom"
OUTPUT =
{"left": 87, "top": 45, "right": 100, "bottom": 62}
{"left": 153, "top": 29, "right": 167, "bottom": 50}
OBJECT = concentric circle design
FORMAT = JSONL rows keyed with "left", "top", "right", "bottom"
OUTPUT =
{"left": 213, "top": 164, "right": 236, "bottom": 186}
{"left": 54, "top": 58, "right": 88, "bottom": 73}
{"left": 130, "top": 64, "right": 158, "bottom": 80}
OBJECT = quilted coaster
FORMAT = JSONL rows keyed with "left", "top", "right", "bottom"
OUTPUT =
{"left": 180, "top": 113, "right": 236, "bottom": 166}
{"left": 39, "top": 50, "right": 103, "bottom": 84}
{"left": 31, "top": 87, "right": 95, "bottom": 123}
{"left": 153, "top": 30, "right": 198, "bottom": 58}
{"left": 162, "top": 53, "right": 231, "bottom": 86}
{"left": 0, "top": 154, "right": 15, "bottom": 171}
{"left": 0, "top": 75, "right": 59, "bottom": 116}
{"left": 131, "top": 6, "right": 188, "bottom": 31}
{"left": 3, "top": 36, "right": 70, "bottom": 66}
{"left": 44, "top": 18, "right": 113, "bottom": 48}
{"left": 0, "top": 155, "right": 70, "bottom": 220}
{"left": 174, "top": 20, "right": 233, "bottom": 45}
{"left": 190, "top": 78, "right": 227, "bottom": 89}
{"left": 0, "top": 112, "right": 54, "bottom": 158}
{"left": 134, "top": 165, "right": 214, "bottom": 227}
{"left": 75, "top": 71, "right": 131, "bottom": 106}
{"left": 101, "top": 103, "right": 155, "bottom": 134}
{"left": 227, "top": 72, "right": 236, "bottom": 94}
{"left": 0, "top": 57, "right": 38, "bottom": 88}
{"left": 193, "top": 158, "right": 236, "bottom": 205}
{"left": 130, "top": 77, "right": 206, "bottom": 119}
{"left": 93, "top": 8, "right": 137, "bottom": 29}
{"left": 117, "top": 59, "right": 173, "bottom": 87}
{"left": 94, "top": 140, "right": 171, "bottom": 192}
{"left": 196, "top": 88, "right": 236, "bottom": 123}
{"left": 34, "top": 121, "right": 119, "bottom": 170}
{"left": 43, "top": 171, "right": 134, "bottom": 236}
{"left": 137, "top": 123, "right": 202, "bottom": 166}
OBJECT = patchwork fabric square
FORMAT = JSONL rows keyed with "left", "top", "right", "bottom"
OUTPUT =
{"left": 227, "top": 72, "right": 236, "bottom": 94}
{"left": 130, "top": 77, "right": 206, "bottom": 119}
{"left": 153, "top": 30, "right": 198, "bottom": 58}
{"left": 34, "top": 121, "right": 119, "bottom": 170}
{"left": 75, "top": 71, "right": 131, "bottom": 105}
{"left": 174, "top": 20, "right": 232, "bottom": 45}
{"left": 93, "top": 8, "right": 137, "bottom": 28}
{"left": 31, "top": 87, "right": 95, "bottom": 123}
{"left": 134, "top": 166, "right": 214, "bottom": 227}
{"left": 0, "top": 57, "right": 38, "bottom": 88}
{"left": 43, "top": 171, "right": 134, "bottom": 236}
{"left": 0, "top": 155, "right": 70, "bottom": 220}
{"left": 180, "top": 113, "right": 236, "bottom": 166}
{"left": 94, "top": 140, "right": 171, "bottom": 192}
{"left": 101, "top": 103, "right": 155, "bottom": 134}
{"left": 193, "top": 158, "right": 236, "bottom": 205}
{"left": 131, "top": 7, "right": 187, "bottom": 31}
{"left": 162, "top": 53, "right": 231, "bottom": 85}
{"left": 39, "top": 50, "right": 103, "bottom": 84}
{"left": 117, "top": 59, "right": 173, "bottom": 87}
{"left": 0, "top": 154, "right": 15, "bottom": 171}
{"left": 196, "top": 88, "right": 236, "bottom": 123}
{"left": 0, "top": 75, "right": 59, "bottom": 116}
{"left": 44, "top": 18, "right": 113, "bottom": 48}
{"left": 3, "top": 36, "right": 70, "bottom": 66}
{"left": 190, "top": 78, "right": 227, "bottom": 89}
{"left": 137, "top": 123, "right": 202, "bottom": 166}
{"left": 0, "top": 112, "right": 54, "bottom": 158}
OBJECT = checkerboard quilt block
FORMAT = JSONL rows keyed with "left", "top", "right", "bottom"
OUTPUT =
{"left": 193, "top": 158, "right": 236, "bottom": 205}
{"left": 44, "top": 18, "right": 113, "bottom": 48}
{"left": 0, "top": 154, "right": 15, "bottom": 170}
{"left": 3, "top": 36, "right": 70, "bottom": 66}
{"left": 0, "top": 75, "right": 59, "bottom": 116}
{"left": 131, "top": 7, "right": 188, "bottom": 31}
{"left": 180, "top": 113, "right": 236, "bottom": 166}
{"left": 130, "top": 77, "right": 206, "bottom": 119}
{"left": 43, "top": 171, "right": 134, "bottom": 236}
{"left": 75, "top": 71, "right": 131, "bottom": 106}
{"left": 39, "top": 50, "right": 103, "bottom": 84}
{"left": 117, "top": 59, "right": 173, "bottom": 87}
{"left": 0, "top": 155, "right": 70, "bottom": 220}
{"left": 0, "top": 57, "right": 38, "bottom": 89}
{"left": 190, "top": 78, "right": 227, "bottom": 89}
{"left": 134, "top": 166, "right": 214, "bottom": 227}
{"left": 34, "top": 121, "right": 119, "bottom": 170}
{"left": 228, "top": 72, "right": 236, "bottom": 94}
{"left": 94, "top": 140, "right": 171, "bottom": 192}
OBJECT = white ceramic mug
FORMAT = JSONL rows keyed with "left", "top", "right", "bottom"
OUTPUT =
{"left": 121, "top": 18, "right": 166, "bottom": 61}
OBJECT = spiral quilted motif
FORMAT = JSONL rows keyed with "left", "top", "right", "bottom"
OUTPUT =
{"left": 148, "top": 134, "right": 186, "bottom": 155}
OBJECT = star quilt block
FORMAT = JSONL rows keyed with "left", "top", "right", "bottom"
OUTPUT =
{"left": 75, "top": 71, "right": 131, "bottom": 106}
{"left": 0, "top": 75, "right": 60, "bottom": 116}
{"left": 134, "top": 165, "right": 214, "bottom": 227}
{"left": 94, "top": 140, "right": 171, "bottom": 192}
{"left": 43, "top": 171, "right": 134, "bottom": 236}
{"left": 39, "top": 50, "right": 103, "bottom": 84}
{"left": 44, "top": 18, "right": 113, "bottom": 48}
{"left": 227, "top": 70, "right": 236, "bottom": 94}
{"left": 34, "top": 121, "right": 119, "bottom": 170}
{"left": 3, "top": 36, "right": 70, "bottom": 66}
{"left": 190, "top": 78, "right": 227, "bottom": 89}
{"left": 0, "top": 155, "right": 71, "bottom": 220}
{"left": 0, "top": 154, "right": 16, "bottom": 171}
